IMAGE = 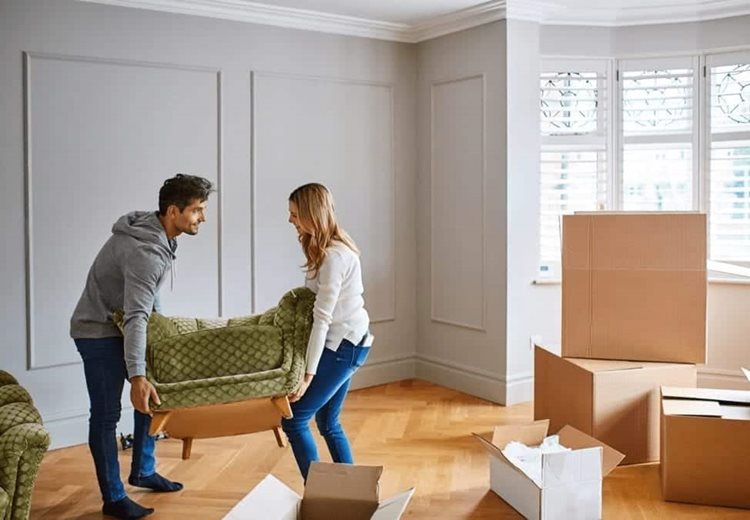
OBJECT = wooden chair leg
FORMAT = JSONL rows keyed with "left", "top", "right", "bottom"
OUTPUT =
{"left": 181, "top": 438, "right": 193, "bottom": 460}
{"left": 273, "top": 426, "right": 286, "bottom": 447}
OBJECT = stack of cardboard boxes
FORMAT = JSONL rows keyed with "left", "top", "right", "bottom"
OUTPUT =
{"left": 535, "top": 213, "right": 705, "bottom": 465}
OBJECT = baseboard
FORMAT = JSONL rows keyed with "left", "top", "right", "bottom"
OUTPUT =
{"left": 351, "top": 354, "right": 417, "bottom": 390}
{"left": 414, "top": 354, "right": 532, "bottom": 405}
{"left": 504, "top": 373, "right": 534, "bottom": 406}
{"left": 698, "top": 367, "right": 750, "bottom": 390}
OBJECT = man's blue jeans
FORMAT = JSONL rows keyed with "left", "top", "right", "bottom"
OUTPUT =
{"left": 75, "top": 337, "right": 156, "bottom": 504}
{"left": 281, "top": 337, "right": 370, "bottom": 480}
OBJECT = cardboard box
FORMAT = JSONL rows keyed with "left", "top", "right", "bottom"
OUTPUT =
{"left": 223, "top": 462, "right": 415, "bottom": 520}
{"left": 661, "top": 369, "right": 750, "bottom": 509}
{"left": 562, "top": 212, "right": 707, "bottom": 364}
{"left": 534, "top": 345, "right": 696, "bottom": 464}
{"left": 475, "top": 420, "right": 624, "bottom": 520}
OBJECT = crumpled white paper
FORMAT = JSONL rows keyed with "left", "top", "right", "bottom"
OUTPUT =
{"left": 502, "top": 435, "right": 571, "bottom": 486}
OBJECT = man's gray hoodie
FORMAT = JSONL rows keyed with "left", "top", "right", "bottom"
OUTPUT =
{"left": 70, "top": 211, "right": 177, "bottom": 378}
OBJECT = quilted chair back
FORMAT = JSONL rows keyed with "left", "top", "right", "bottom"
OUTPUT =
{"left": 141, "top": 287, "right": 315, "bottom": 410}
{"left": 0, "top": 371, "right": 50, "bottom": 520}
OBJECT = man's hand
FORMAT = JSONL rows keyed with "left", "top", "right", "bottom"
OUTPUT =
{"left": 289, "top": 373, "right": 314, "bottom": 403}
{"left": 129, "top": 376, "right": 161, "bottom": 415}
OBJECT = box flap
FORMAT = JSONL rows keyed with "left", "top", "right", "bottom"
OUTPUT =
{"left": 720, "top": 404, "right": 750, "bottom": 420}
{"left": 223, "top": 475, "right": 300, "bottom": 520}
{"left": 473, "top": 432, "right": 542, "bottom": 483}
{"left": 371, "top": 488, "right": 415, "bottom": 520}
{"left": 305, "top": 462, "right": 381, "bottom": 502}
{"left": 302, "top": 462, "right": 380, "bottom": 520}
{"left": 556, "top": 425, "right": 625, "bottom": 476}
{"left": 491, "top": 420, "right": 550, "bottom": 448}
{"left": 661, "top": 386, "right": 750, "bottom": 405}
{"left": 662, "top": 399, "right": 722, "bottom": 417}
{"left": 565, "top": 358, "right": 645, "bottom": 373}
{"left": 743, "top": 367, "right": 750, "bottom": 382}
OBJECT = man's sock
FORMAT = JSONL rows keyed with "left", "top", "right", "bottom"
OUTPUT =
{"left": 102, "top": 497, "right": 154, "bottom": 519}
{"left": 128, "top": 472, "right": 183, "bottom": 492}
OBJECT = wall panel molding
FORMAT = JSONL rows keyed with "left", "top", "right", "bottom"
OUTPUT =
{"left": 429, "top": 74, "right": 487, "bottom": 332}
{"left": 250, "top": 70, "right": 397, "bottom": 323}
{"left": 23, "top": 51, "right": 224, "bottom": 369}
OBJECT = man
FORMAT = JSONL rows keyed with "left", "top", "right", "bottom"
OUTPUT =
{"left": 70, "top": 174, "right": 214, "bottom": 519}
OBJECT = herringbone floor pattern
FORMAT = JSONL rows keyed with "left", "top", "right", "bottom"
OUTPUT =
{"left": 30, "top": 380, "right": 750, "bottom": 519}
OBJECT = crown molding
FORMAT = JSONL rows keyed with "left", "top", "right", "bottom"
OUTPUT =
{"left": 78, "top": 0, "right": 413, "bottom": 42}
{"left": 79, "top": 0, "right": 750, "bottom": 42}
{"left": 408, "top": 1, "right": 506, "bottom": 43}
{"left": 517, "top": 0, "right": 750, "bottom": 27}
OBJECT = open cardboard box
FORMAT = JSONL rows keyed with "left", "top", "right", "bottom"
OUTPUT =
{"left": 562, "top": 212, "right": 707, "bottom": 364}
{"left": 475, "top": 419, "right": 624, "bottom": 520}
{"left": 223, "top": 462, "right": 415, "bottom": 520}
{"left": 534, "top": 345, "right": 696, "bottom": 464}
{"left": 660, "top": 368, "right": 750, "bottom": 509}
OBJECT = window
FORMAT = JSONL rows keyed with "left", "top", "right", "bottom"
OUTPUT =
{"left": 538, "top": 50, "right": 750, "bottom": 271}
{"left": 620, "top": 57, "right": 699, "bottom": 211}
{"left": 539, "top": 60, "right": 609, "bottom": 273}
{"left": 707, "top": 53, "right": 750, "bottom": 261}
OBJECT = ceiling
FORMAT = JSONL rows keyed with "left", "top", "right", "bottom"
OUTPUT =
{"left": 80, "top": 0, "right": 750, "bottom": 42}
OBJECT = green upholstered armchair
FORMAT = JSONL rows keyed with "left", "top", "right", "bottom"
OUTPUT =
{"left": 0, "top": 371, "right": 50, "bottom": 520}
{"left": 143, "top": 287, "right": 315, "bottom": 411}
{"left": 116, "top": 287, "right": 315, "bottom": 458}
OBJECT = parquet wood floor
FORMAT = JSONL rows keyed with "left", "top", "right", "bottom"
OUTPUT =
{"left": 30, "top": 380, "right": 750, "bottom": 519}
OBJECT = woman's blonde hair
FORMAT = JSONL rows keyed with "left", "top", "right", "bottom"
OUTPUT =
{"left": 289, "top": 183, "right": 359, "bottom": 277}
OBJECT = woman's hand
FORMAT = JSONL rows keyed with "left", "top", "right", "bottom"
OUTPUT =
{"left": 289, "top": 373, "right": 314, "bottom": 403}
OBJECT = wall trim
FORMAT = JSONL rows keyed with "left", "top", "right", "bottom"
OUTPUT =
{"left": 79, "top": 0, "right": 750, "bottom": 42}
{"left": 429, "top": 74, "right": 487, "bottom": 332}
{"left": 415, "top": 353, "right": 533, "bottom": 405}
{"left": 22, "top": 51, "right": 223, "bottom": 369}
{"left": 351, "top": 354, "right": 417, "bottom": 390}
{"left": 249, "top": 71, "right": 397, "bottom": 323}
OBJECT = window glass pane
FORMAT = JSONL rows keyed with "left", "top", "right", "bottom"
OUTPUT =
{"left": 622, "top": 69, "right": 693, "bottom": 136}
{"left": 710, "top": 64, "right": 750, "bottom": 134}
{"left": 541, "top": 72, "right": 602, "bottom": 136}
{"left": 622, "top": 144, "right": 692, "bottom": 210}
{"left": 710, "top": 142, "right": 750, "bottom": 261}
{"left": 540, "top": 147, "right": 607, "bottom": 262}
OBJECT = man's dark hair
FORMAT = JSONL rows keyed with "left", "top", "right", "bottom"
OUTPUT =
{"left": 158, "top": 174, "right": 215, "bottom": 215}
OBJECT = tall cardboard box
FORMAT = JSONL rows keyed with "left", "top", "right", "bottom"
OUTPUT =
{"left": 223, "top": 462, "right": 415, "bottom": 520}
{"left": 562, "top": 212, "right": 707, "bottom": 364}
{"left": 534, "top": 346, "right": 696, "bottom": 464}
{"left": 475, "top": 420, "right": 624, "bottom": 520}
{"left": 661, "top": 370, "right": 750, "bottom": 509}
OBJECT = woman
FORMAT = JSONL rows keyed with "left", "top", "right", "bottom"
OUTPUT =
{"left": 281, "top": 183, "right": 372, "bottom": 480}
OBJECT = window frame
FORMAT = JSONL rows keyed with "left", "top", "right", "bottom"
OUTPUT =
{"left": 538, "top": 47, "right": 750, "bottom": 276}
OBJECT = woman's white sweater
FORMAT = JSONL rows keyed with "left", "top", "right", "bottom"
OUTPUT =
{"left": 303, "top": 241, "right": 370, "bottom": 374}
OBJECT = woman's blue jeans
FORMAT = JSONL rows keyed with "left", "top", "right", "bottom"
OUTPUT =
{"left": 75, "top": 337, "right": 156, "bottom": 504}
{"left": 281, "top": 337, "right": 370, "bottom": 480}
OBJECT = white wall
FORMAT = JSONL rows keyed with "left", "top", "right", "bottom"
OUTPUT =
{"left": 415, "top": 21, "right": 510, "bottom": 403}
{"left": 505, "top": 19, "right": 558, "bottom": 404}
{"left": 541, "top": 15, "right": 750, "bottom": 57}
{"left": 537, "top": 16, "right": 750, "bottom": 389}
{"left": 0, "top": 0, "right": 417, "bottom": 448}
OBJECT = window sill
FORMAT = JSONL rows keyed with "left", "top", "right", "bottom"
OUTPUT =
{"left": 532, "top": 277, "right": 750, "bottom": 286}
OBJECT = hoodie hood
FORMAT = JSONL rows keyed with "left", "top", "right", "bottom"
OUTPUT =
{"left": 112, "top": 211, "right": 177, "bottom": 259}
